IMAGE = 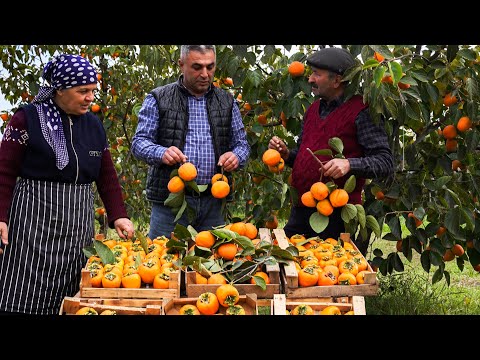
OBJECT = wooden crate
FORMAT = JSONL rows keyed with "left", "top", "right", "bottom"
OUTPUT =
{"left": 79, "top": 268, "right": 180, "bottom": 299}
{"left": 273, "top": 229, "right": 378, "bottom": 298}
{"left": 271, "top": 294, "right": 366, "bottom": 315}
{"left": 162, "top": 293, "right": 259, "bottom": 315}
{"left": 59, "top": 296, "right": 162, "bottom": 315}
{"left": 185, "top": 228, "right": 281, "bottom": 298}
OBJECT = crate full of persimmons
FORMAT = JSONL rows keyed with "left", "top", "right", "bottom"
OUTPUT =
{"left": 271, "top": 294, "right": 365, "bottom": 315}
{"left": 79, "top": 234, "right": 181, "bottom": 299}
{"left": 272, "top": 230, "right": 378, "bottom": 298}
{"left": 183, "top": 226, "right": 284, "bottom": 299}
{"left": 59, "top": 296, "right": 162, "bottom": 315}
{"left": 162, "top": 284, "right": 258, "bottom": 315}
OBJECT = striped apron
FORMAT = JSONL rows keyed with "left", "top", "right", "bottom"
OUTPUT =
{"left": 0, "top": 178, "right": 94, "bottom": 315}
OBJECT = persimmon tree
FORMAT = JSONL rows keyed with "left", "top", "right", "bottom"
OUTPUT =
{"left": 1, "top": 44, "right": 479, "bottom": 284}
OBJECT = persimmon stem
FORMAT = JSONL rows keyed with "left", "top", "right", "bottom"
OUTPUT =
{"left": 307, "top": 147, "right": 327, "bottom": 182}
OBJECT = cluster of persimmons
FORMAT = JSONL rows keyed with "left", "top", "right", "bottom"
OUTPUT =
{"left": 287, "top": 303, "right": 353, "bottom": 315}
{"left": 287, "top": 234, "right": 371, "bottom": 287}
{"left": 167, "top": 162, "right": 230, "bottom": 199}
{"left": 85, "top": 235, "right": 180, "bottom": 289}
{"left": 261, "top": 148, "right": 285, "bottom": 174}
{"left": 178, "top": 284, "right": 246, "bottom": 315}
{"left": 300, "top": 180, "right": 349, "bottom": 217}
{"left": 189, "top": 222, "right": 271, "bottom": 286}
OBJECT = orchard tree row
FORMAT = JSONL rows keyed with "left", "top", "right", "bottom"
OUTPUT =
{"left": 1, "top": 45, "right": 479, "bottom": 284}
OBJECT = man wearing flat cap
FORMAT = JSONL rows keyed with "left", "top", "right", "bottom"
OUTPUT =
{"left": 269, "top": 46, "right": 394, "bottom": 255}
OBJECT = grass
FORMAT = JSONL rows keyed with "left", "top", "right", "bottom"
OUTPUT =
{"left": 364, "top": 238, "right": 480, "bottom": 315}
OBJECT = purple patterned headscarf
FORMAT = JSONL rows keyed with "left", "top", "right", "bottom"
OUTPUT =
{"left": 32, "top": 54, "right": 98, "bottom": 170}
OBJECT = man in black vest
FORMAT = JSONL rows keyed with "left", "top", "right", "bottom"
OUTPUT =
{"left": 132, "top": 45, "right": 250, "bottom": 239}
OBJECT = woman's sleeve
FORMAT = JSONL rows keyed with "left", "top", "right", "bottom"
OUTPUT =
{"left": 96, "top": 148, "right": 129, "bottom": 228}
{"left": 0, "top": 110, "right": 28, "bottom": 223}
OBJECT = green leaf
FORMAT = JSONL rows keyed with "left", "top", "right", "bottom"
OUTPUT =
{"left": 366, "top": 215, "right": 381, "bottom": 238}
{"left": 313, "top": 149, "right": 333, "bottom": 157}
{"left": 434, "top": 68, "right": 448, "bottom": 79}
{"left": 343, "top": 175, "right": 356, "bottom": 193}
{"left": 134, "top": 254, "right": 142, "bottom": 268}
{"left": 446, "top": 45, "right": 459, "bottom": 62}
{"left": 82, "top": 246, "right": 96, "bottom": 259}
{"left": 211, "top": 228, "right": 236, "bottom": 240}
{"left": 432, "top": 268, "right": 443, "bottom": 284}
{"left": 182, "top": 255, "right": 210, "bottom": 267}
{"left": 271, "top": 247, "right": 295, "bottom": 261}
{"left": 425, "top": 83, "right": 439, "bottom": 104}
{"left": 363, "top": 58, "right": 381, "bottom": 70}
{"left": 164, "top": 191, "right": 185, "bottom": 208}
{"left": 136, "top": 232, "right": 149, "bottom": 254}
{"left": 384, "top": 98, "right": 399, "bottom": 119}
{"left": 234, "top": 237, "right": 255, "bottom": 254}
{"left": 328, "top": 137, "right": 344, "bottom": 154}
{"left": 458, "top": 48, "right": 476, "bottom": 60}
{"left": 444, "top": 271, "right": 451, "bottom": 286}
{"left": 341, "top": 204, "right": 357, "bottom": 223}
{"left": 373, "top": 65, "right": 386, "bottom": 88}
{"left": 389, "top": 61, "right": 403, "bottom": 85}
{"left": 444, "top": 188, "right": 462, "bottom": 206}
{"left": 420, "top": 251, "right": 431, "bottom": 273}
{"left": 413, "top": 207, "right": 425, "bottom": 221}
{"left": 173, "top": 223, "right": 193, "bottom": 241}
{"left": 445, "top": 208, "right": 465, "bottom": 240}
{"left": 429, "top": 250, "right": 444, "bottom": 266}
{"left": 247, "top": 69, "right": 263, "bottom": 88}
{"left": 411, "top": 70, "right": 430, "bottom": 82}
{"left": 461, "top": 207, "right": 475, "bottom": 232}
{"left": 355, "top": 204, "right": 366, "bottom": 228}
{"left": 93, "top": 240, "right": 115, "bottom": 265}
{"left": 434, "top": 176, "right": 451, "bottom": 190}
{"left": 309, "top": 212, "right": 329, "bottom": 233}
{"left": 251, "top": 275, "right": 267, "bottom": 291}
{"left": 393, "top": 253, "right": 404, "bottom": 272}
{"left": 465, "top": 77, "right": 478, "bottom": 100}
{"left": 359, "top": 225, "right": 368, "bottom": 243}
{"left": 173, "top": 200, "right": 187, "bottom": 222}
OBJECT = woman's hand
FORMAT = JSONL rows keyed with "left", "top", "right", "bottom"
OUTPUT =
{"left": 0, "top": 222, "right": 8, "bottom": 255}
{"left": 113, "top": 218, "right": 134, "bottom": 239}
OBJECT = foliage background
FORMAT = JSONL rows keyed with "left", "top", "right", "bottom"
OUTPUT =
{"left": 1, "top": 45, "right": 479, "bottom": 283}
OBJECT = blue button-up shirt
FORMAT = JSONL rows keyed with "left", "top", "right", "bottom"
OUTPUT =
{"left": 132, "top": 91, "right": 250, "bottom": 185}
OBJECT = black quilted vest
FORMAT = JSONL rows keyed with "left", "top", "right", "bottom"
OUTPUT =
{"left": 146, "top": 78, "right": 234, "bottom": 202}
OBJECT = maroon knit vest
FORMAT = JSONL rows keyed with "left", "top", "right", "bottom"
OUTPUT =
{"left": 291, "top": 95, "right": 368, "bottom": 205}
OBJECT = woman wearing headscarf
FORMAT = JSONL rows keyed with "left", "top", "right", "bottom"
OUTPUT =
{"left": 0, "top": 54, "right": 134, "bottom": 315}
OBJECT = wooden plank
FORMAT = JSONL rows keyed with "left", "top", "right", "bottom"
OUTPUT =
{"left": 352, "top": 296, "right": 366, "bottom": 315}
{"left": 85, "top": 298, "right": 163, "bottom": 307}
{"left": 258, "top": 228, "right": 280, "bottom": 275}
{"left": 273, "top": 294, "right": 287, "bottom": 315}
{"left": 273, "top": 229, "right": 298, "bottom": 287}
{"left": 285, "top": 283, "right": 379, "bottom": 297}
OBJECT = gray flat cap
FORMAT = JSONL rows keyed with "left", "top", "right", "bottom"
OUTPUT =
{"left": 306, "top": 47, "right": 355, "bottom": 75}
